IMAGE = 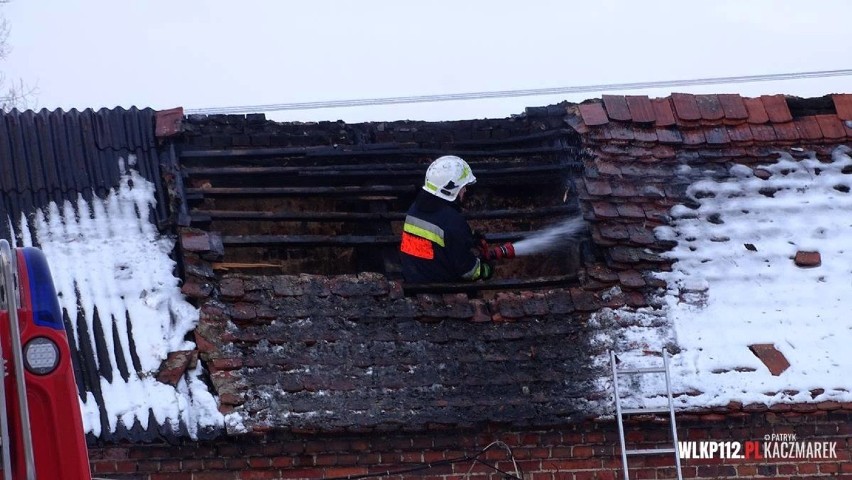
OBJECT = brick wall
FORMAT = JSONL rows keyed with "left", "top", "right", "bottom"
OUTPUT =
{"left": 88, "top": 411, "right": 852, "bottom": 479}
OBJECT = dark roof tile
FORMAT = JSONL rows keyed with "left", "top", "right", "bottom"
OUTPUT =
{"left": 671, "top": 93, "right": 702, "bottom": 121}
{"left": 749, "top": 124, "right": 777, "bottom": 142}
{"left": 773, "top": 122, "right": 800, "bottom": 141}
{"left": 625, "top": 95, "right": 655, "bottom": 123}
{"left": 655, "top": 127, "right": 683, "bottom": 144}
{"left": 632, "top": 126, "right": 658, "bottom": 143}
{"left": 814, "top": 114, "right": 846, "bottom": 139}
{"left": 607, "top": 123, "right": 635, "bottom": 141}
{"left": 602, "top": 95, "right": 632, "bottom": 121}
{"left": 652, "top": 98, "right": 677, "bottom": 126}
{"left": 743, "top": 97, "right": 770, "bottom": 124}
{"left": 695, "top": 94, "right": 725, "bottom": 121}
{"left": 727, "top": 124, "right": 754, "bottom": 143}
{"left": 832, "top": 94, "right": 852, "bottom": 120}
{"left": 704, "top": 126, "right": 731, "bottom": 144}
{"left": 578, "top": 102, "right": 610, "bottom": 126}
{"left": 717, "top": 94, "right": 749, "bottom": 121}
{"left": 682, "top": 129, "right": 706, "bottom": 145}
{"left": 794, "top": 117, "right": 823, "bottom": 141}
{"left": 760, "top": 94, "right": 793, "bottom": 123}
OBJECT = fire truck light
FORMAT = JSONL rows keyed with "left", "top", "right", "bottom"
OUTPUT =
{"left": 24, "top": 337, "right": 60, "bottom": 375}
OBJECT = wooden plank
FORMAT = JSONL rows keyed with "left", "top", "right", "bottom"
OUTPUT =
{"left": 182, "top": 163, "right": 575, "bottom": 177}
{"left": 221, "top": 231, "right": 529, "bottom": 246}
{"left": 185, "top": 185, "right": 417, "bottom": 197}
{"left": 179, "top": 145, "right": 573, "bottom": 159}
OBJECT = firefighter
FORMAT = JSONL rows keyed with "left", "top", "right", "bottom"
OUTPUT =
{"left": 399, "top": 155, "right": 493, "bottom": 283}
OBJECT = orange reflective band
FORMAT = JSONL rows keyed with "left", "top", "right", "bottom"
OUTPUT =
{"left": 400, "top": 232, "right": 434, "bottom": 260}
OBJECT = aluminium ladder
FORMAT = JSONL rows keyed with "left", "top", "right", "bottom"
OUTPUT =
{"left": 610, "top": 349, "right": 682, "bottom": 480}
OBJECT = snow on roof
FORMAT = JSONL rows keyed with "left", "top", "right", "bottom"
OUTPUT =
{"left": 18, "top": 157, "right": 223, "bottom": 439}
{"left": 606, "top": 145, "right": 852, "bottom": 411}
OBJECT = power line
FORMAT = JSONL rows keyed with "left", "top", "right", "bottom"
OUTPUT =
{"left": 185, "top": 68, "right": 852, "bottom": 115}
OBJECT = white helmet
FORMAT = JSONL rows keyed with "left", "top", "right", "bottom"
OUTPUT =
{"left": 422, "top": 155, "right": 477, "bottom": 201}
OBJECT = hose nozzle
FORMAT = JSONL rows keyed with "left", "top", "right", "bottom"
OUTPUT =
{"left": 486, "top": 242, "right": 515, "bottom": 260}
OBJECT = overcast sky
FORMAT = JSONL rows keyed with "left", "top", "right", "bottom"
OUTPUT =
{"left": 3, "top": 0, "right": 851, "bottom": 123}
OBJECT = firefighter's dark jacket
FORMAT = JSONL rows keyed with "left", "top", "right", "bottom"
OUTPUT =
{"left": 399, "top": 191, "right": 484, "bottom": 283}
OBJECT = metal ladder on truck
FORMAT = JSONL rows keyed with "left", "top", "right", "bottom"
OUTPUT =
{"left": 0, "top": 240, "right": 36, "bottom": 480}
{"left": 610, "top": 349, "right": 683, "bottom": 480}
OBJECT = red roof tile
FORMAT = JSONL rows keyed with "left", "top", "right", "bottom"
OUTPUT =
{"left": 603, "top": 95, "right": 632, "bottom": 121}
{"left": 682, "top": 129, "right": 706, "bottom": 145}
{"left": 625, "top": 95, "right": 655, "bottom": 123}
{"left": 832, "top": 94, "right": 852, "bottom": 120}
{"left": 760, "top": 94, "right": 793, "bottom": 123}
{"left": 814, "top": 114, "right": 846, "bottom": 139}
{"left": 652, "top": 98, "right": 677, "bottom": 126}
{"left": 695, "top": 94, "right": 725, "bottom": 121}
{"left": 671, "top": 93, "right": 702, "bottom": 121}
{"left": 773, "top": 122, "right": 800, "bottom": 141}
{"left": 743, "top": 97, "right": 770, "bottom": 124}
{"left": 727, "top": 124, "right": 754, "bottom": 143}
{"left": 794, "top": 117, "right": 823, "bottom": 141}
{"left": 717, "top": 94, "right": 749, "bottom": 121}
{"left": 608, "top": 123, "right": 635, "bottom": 141}
{"left": 749, "top": 124, "right": 777, "bottom": 142}
{"left": 578, "top": 103, "right": 609, "bottom": 126}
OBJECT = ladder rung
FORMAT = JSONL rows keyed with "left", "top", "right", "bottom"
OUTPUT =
{"left": 617, "top": 366, "right": 666, "bottom": 374}
{"left": 626, "top": 448, "right": 676, "bottom": 455}
{"left": 621, "top": 407, "right": 671, "bottom": 415}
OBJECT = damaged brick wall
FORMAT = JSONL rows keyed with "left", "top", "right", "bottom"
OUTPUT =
{"left": 87, "top": 412, "right": 851, "bottom": 479}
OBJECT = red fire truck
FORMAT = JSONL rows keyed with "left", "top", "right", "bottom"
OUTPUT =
{"left": 0, "top": 239, "right": 91, "bottom": 479}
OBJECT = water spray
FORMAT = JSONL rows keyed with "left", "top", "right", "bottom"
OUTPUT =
{"left": 499, "top": 215, "right": 587, "bottom": 258}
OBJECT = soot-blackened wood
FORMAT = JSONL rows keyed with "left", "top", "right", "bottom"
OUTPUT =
{"left": 402, "top": 274, "right": 581, "bottom": 293}
{"left": 221, "top": 231, "right": 528, "bottom": 246}
{"left": 186, "top": 185, "right": 417, "bottom": 197}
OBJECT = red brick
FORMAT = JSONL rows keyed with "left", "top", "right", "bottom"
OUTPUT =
{"left": 814, "top": 114, "right": 846, "bottom": 139}
{"left": 671, "top": 93, "right": 702, "bottom": 121}
{"left": 652, "top": 98, "right": 677, "bottom": 126}
{"left": 795, "top": 116, "right": 823, "bottom": 140}
{"left": 794, "top": 250, "right": 821, "bottom": 267}
{"left": 749, "top": 343, "right": 791, "bottom": 375}
{"left": 761, "top": 94, "right": 793, "bottom": 122}
{"left": 717, "top": 94, "right": 749, "bottom": 121}
{"left": 579, "top": 102, "right": 610, "bottom": 126}
{"left": 626, "top": 95, "right": 656, "bottom": 123}
{"left": 695, "top": 94, "right": 725, "bottom": 121}
{"left": 833, "top": 93, "right": 852, "bottom": 120}
{"left": 743, "top": 97, "right": 770, "bottom": 124}
{"left": 603, "top": 95, "right": 632, "bottom": 121}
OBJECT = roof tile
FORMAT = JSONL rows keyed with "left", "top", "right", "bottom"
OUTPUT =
{"left": 625, "top": 95, "right": 655, "bottom": 123}
{"left": 578, "top": 102, "right": 610, "bottom": 126}
{"left": 832, "top": 94, "right": 852, "bottom": 120}
{"left": 717, "top": 94, "right": 749, "bottom": 121}
{"left": 814, "top": 114, "right": 846, "bottom": 139}
{"left": 632, "top": 126, "right": 658, "bottom": 143}
{"left": 704, "top": 126, "right": 731, "bottom": 144}
{"left": 743, "top": 97, "right": 770, "bottom": 124}
{"left": 749, "top": 124, "right": 777, "bottom": 142}
{"left": 651, "top": 98, "right": 677, "bottom": 126}
{"left": 773, "top": 122, "right": 800, "bottom": 141}
{"left": 760, "top": 94, "right": 793, "bottom": 123}
{"left": 727, "top": 124, "right": 754, "bottom": 143}
{"left": 607, "top": 124, "right": 635, "bottom": 141}
{"left": 794, "top": 117, "right": 823, "bottom": 141}
{"left": 682, "top": 129, "right": 706, "bottom": 145}
{"left": 655, "top": 127, "right": 683, "bottom": 144}
{"left": 671, "top": 93, "right": 702, "bottom": 121}
{"left": 602, "top": 95, "right": 632, "bottom": 121}
{"left": 695, "top": 94, "right": 725, "bottom": 121}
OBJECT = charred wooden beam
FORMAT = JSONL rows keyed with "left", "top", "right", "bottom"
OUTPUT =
{"left": 402, "top": 274, "right": 581, "bottom": 293}
{"left": 185, "top": 185, "right": 416, "bottom": 197}
{"left": 221, "top": 231, "right": 526, "bottom": 246}
{"left": 191, "top": 205, "right": 577, "bottom": 223}
{"left": 182, "top": 163, "right": 575, "bottom": 177}
{"left": 179, "top": 145, "right": 575, "bottom": 160}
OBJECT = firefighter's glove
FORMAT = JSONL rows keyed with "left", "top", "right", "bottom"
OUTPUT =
{"left": 478, "top": 260, "right": 494, "bottom": 281}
